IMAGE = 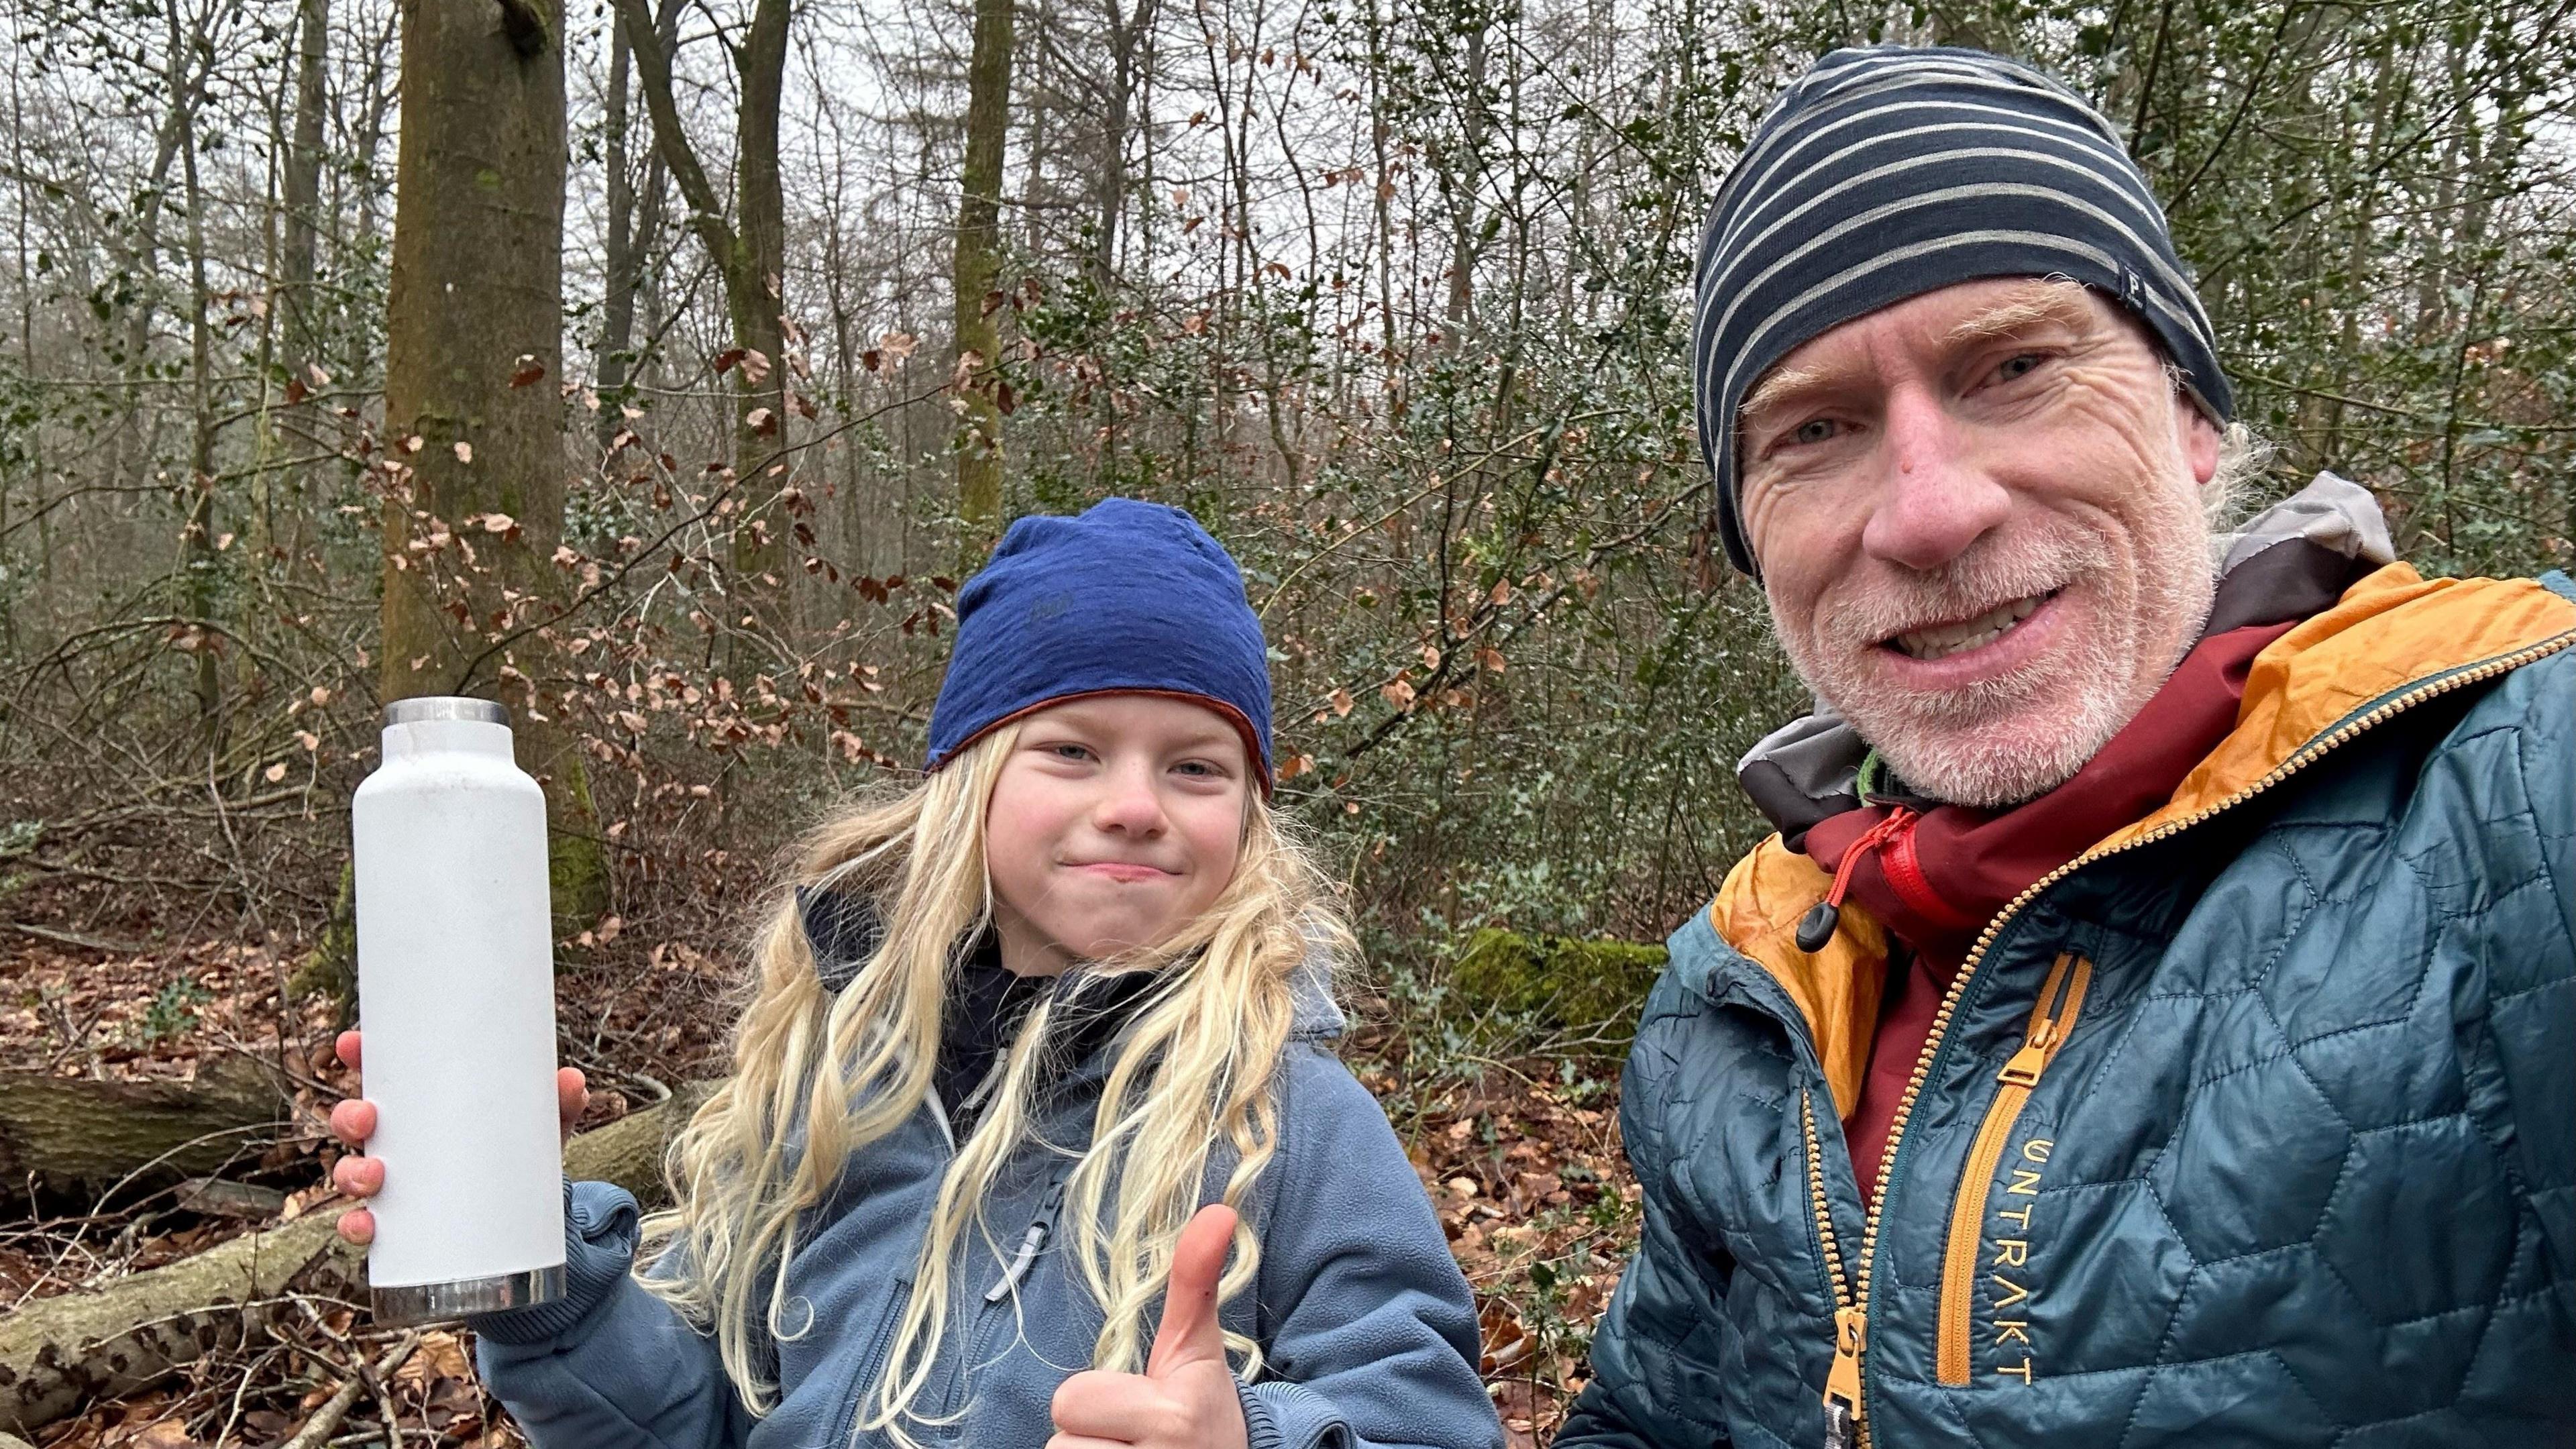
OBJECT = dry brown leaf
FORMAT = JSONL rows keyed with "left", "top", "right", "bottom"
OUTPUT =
{"left": 396, "top": 1328, "right": 474, "bottom": 1387}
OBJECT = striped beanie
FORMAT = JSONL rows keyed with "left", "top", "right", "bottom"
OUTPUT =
{"left": 1694, "top": 46, "right": 2233, "bottom": 576}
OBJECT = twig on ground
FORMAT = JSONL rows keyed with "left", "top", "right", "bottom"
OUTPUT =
{"left": 280, "top": 1324, "right": 419, "bottom": 1449}
{"left": 3, "top": 920, "right": 147, "bottom": 955}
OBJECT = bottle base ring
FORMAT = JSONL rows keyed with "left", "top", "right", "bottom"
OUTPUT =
{"left": 370, "top": 1265, "right": 566, "bottom": 1326}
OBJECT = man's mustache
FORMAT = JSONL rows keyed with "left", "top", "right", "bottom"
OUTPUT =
{"left": 1815, "top": 529, "right": 2111, "bottom": 653}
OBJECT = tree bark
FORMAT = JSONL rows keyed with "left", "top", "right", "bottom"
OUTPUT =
{"left": 615, "top": 0, "right": 792, "bottom": 610}
{"left": 593, "top": 0, "right": 681, "bottom": 454}
{"left": 734, "top": 0, "right": 792, "bottom": 599}
{"left": 0, "top": 1082, "right": 714, "bottom": 1436}
{"left": 279, "top": 0, "right": 330, "bottom": 500}
{"left": 1089, "top": 0, "right": 1152, "bottom": 285}
{"left": 176, "top": 4, "right": 223, "bottom": 745}
{"left": 378, "top": 0, "right": 605, "bottom": 932}
{"left": 343, "top": 8, "right": 398, "bottom": 391}
{"left": 596, "top": 5, "right": 636, "bottom": 457}
{"left": 0, "top": 1057, "right": 284, "bottom": 1201}
{"left": 953, "top": 0, "right": 1016, "bottom": 535}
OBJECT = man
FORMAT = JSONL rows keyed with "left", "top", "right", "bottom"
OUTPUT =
{"left": 1557, "top": 45, "right": 2575, "bottom": 1449}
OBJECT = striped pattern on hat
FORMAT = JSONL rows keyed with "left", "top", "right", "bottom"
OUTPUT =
{"left": 1693, "top": 46, "right": 2233, "bottom": 576}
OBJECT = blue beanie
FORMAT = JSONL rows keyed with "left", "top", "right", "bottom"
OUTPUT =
{"left": 1693, "top": 46, "right": 2233, "bottom": 576}
{"left": 925, "top": 498, "right": 1275, "bottom": 790}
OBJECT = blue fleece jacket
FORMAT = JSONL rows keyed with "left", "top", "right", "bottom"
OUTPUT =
{"left": 465, "top": 943, "right": 1502, "bottom": 1449}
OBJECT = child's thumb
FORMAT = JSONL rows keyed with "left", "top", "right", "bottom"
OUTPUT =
{"left": 1145, "top": 1203, "right": 1237, "bottom": 1379}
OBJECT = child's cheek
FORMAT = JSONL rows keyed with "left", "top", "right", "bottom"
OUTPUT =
{"left": 1179, "top": 803, "right": 1247, "bottom": 909}
{"left": 982, "top": 775, "right": 1067, "bottom": 907}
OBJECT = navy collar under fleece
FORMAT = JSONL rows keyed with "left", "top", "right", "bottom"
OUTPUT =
{"left": 794, "top": 885, "right": 1346, "bottom": 1125}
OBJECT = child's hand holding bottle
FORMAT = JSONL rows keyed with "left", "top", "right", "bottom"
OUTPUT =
{"left": 326, "top": 1028, "right": 590, "bottom": 1247}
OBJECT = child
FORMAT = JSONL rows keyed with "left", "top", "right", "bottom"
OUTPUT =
{"left": 327, "top": 498, "right": 1504, "bottom": 1449}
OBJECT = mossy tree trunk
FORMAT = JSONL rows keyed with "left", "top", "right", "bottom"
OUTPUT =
{"left": 378, "top": 0, "right": 606, "bottom": 938}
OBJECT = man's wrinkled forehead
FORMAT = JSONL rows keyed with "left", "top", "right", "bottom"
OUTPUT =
{"left": 1738, "top": 278, "right": 2108, "bottom": 431}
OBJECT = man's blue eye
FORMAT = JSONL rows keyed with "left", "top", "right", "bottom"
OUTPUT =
{"left": 1996, "top": 354, "right": 2041, "bottom": 381}
{"left": 1793, "top": 418, "right": 1839, "bottom": 445}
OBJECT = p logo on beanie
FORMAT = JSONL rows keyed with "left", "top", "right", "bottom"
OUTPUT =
{"left": 1692, "top": 46, "right": 2233, "bottom": 577}
{"left": 925, "top": 498, "right": 1275, "bottom": 790}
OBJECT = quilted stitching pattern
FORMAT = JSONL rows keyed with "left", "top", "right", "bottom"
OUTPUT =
{"left": 1559, "top": 640, "right": 2576, "bottom": 1449}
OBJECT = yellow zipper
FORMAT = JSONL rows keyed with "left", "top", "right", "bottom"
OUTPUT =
{"left": 1804, "top": 625, "right": 2575, "bottom": 1448}
{"left": 1935, "top": 951, "right": 2090, "bottom": 1383}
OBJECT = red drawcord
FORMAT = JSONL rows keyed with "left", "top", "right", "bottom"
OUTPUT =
{"left": 1827, "top": 807, "right": 1917, "bottom": 911}
{"left": 1798, "top": 806, "right": 1919, "bottom": 953}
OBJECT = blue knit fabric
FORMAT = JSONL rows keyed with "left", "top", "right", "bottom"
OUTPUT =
{"left": 926, "top": 498, "right": 1274, "bottom": 785}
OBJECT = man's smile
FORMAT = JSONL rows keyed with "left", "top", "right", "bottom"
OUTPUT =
{"left": 1883, "top": 587, "right": 2063, "bottom": 661}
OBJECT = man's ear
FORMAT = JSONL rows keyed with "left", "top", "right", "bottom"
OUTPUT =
{"left": 2183, "top": 398, "right": 2222, "bottom": 488}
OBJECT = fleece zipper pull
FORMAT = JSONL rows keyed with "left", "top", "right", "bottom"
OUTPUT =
{"left": 985, "top": 1179, "right": 1071, "bottom": 1303}
{"left": 1799, "top": 808, "right": 1919, "bottom": 953}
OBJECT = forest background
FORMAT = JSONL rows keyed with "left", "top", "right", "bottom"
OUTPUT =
{"left": 0, "top": 0, "right": 2571, "bottom": 1442}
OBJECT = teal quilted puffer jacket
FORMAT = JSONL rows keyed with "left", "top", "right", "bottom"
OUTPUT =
{"left": 1558, "top": 565, "right": 2576, "bottom": 1449}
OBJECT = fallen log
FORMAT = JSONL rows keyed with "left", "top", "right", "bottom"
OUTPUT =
{"left": 0, "top": 1079, "right": 715, "bottom": 1436}
{"left": 0, "top": 1055, "right": 286, "bottom": 1201}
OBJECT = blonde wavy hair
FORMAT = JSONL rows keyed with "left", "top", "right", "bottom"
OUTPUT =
{"left": 631, "top": 722, "right": 1346, "bottom": 1444}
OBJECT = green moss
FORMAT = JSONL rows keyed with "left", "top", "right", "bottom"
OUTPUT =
{"left": 289, "top": 859, "right": 360, "bottom": 1026}
{"left": 547, "top": 751, "right": 610, "bottom": 948}
{"left": 1450, "top": 928, "right": 1668, "bottom": 1044}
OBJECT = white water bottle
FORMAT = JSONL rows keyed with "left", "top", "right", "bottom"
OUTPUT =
{"left": 352, "top": 697, "right": 566, "bottom": 1324}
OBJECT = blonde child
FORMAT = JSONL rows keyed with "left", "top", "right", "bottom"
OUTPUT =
{"left": 329, "top": 499, "right": 1503, "bottom": 1449}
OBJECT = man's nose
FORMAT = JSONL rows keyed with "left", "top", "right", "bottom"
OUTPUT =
{"left": 1859, "top": 384, "right": 2011, "bottom": 572}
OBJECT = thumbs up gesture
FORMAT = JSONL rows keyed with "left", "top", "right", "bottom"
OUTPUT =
{"left": 1048, "top": 1203, "right": 1250, "bottom": 1449}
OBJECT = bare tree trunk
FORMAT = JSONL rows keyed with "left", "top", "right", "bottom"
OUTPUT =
{"left": 174, "top": 0, "right": 223, "bottom": 746}
{"left": 1441, "top": 25, "right": 1487, "bottom": 340}
{"left": 735, "top": 0, "right": 792, "bottom": 594}
{"left": 112, "top": 3, "right": 222, "bottom": 500}
{"left": 3, "top": 67, "right": 26, "bottom": 653}
{"left": 378, "top": 0, "right": 604, "bottom": 932}
{"left": 596, "top": 3, "right": 637, "bottom": 453}
{"left": 1020, "top": 0, "right": 1051, "bottom": 258}
{"left": 338, "top": 5, "right": 398, "bottom": 394}
{"left": 280, "top": 0, "right": 329, "bottom": 458}
{"left": 1089, "top": 0, "right": 1146, "bottom": 280}
{"left": 0, "top": 1057, "right": 282, "bottom": 1201}
{"left": 1365, "top": 0, "right": 1397, "bottom": 375}
{"left": 2325, "top": 21, "right": 2404, "bottom": 471}
{"left": 595, "top": 5, "right": 636, "bottom": 456}
{"left": 954, "top": 0, "right": 1016, "bottom": 535}
{"left": 616, "top": 0, "right": 792, "bottom": 616}
{"left": 595, "top": 0, "right": 681, "bottom": 456}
